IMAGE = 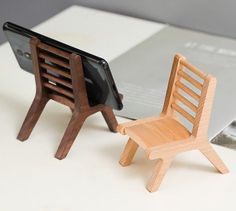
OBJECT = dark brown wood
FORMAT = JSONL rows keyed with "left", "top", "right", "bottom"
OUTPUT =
{"left": 43, "top": 82, "right": 74, "bottom": 99}
{"left": 101, "top": 107, "right": 118, "bottom": 132}
{"left": 40, "top": 63, "right": 71, "bottom": 79}
{"left": 39, "top": 53, "right": 70, "bottom": 69}
{"left": 69, "top": 53, "right": 90, "bottom": 112}
{"left": 41, "top": 72, "right": 72, "bottom": 89}
{"left": 17, "top": 97, "right": 49, "bottom": 141}
{"left": 54, "top": 112, "right": 86, "bottom": 160}
{"left": 17, "top": 37, "right": 119, "bottom": 160}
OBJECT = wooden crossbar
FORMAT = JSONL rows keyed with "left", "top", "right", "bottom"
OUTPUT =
{"left": 180, "top": 59, "right": 207, "bottom": 79}
{"left": 38, "top": 42, "right": 70, "bottom": 59}
{"left": 173, "top": 91, "right": 197, "bottom": 112}
{"left": 39, "top": 53, "right": 70, "bottom": 69}
{"left": 178, "top": 70, "right": 203, "bottom": 90}
{"left": 176, "top": 81, "right": 200, "bottom": 101}
{"left": 40, "top": 63, "right": 71, "bottom": 79}
{"left": 42, "top": 72, "right": 72, "bottom": 89}
{"left": 43, "top": 82, "right": 74, "bottom": 99}
{"left": 171, "top": 103, "right": 195, "bottom": 123}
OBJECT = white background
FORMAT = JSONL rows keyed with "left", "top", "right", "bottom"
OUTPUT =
{"left": 0, "top": 6, "right": 235, "bottom": 211}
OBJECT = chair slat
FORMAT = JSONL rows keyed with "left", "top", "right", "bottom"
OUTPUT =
{"left": 48, "top": 93, "right": 74, "bottom": 108}
{"left": 42, "top": 72, "right": 72, "bottom": 89}
{"left": 43, "top": 82, "right": 74, "bottom": 99}
{"left": 173, "top": 91, "right": 197, "bottom": 112}
{"left": 40, "top": 63, "right": 71, "bottom": 79}
{"left": 176, "top": 81, "right": 200, "bottom": 101}
{"left": 180, "top": 59, "right": 206, "bottom": 79}
{"left": 171, "top": 103, "right": 195, "bottom": 123}
{"left": 38, "top": 42, "right": 70, "bottom": 59}
{"left": 39, "top": 53, "right": 70, "bottom": 69}
{"left": 178, "top": 70, "right": 203, "bottom": 90}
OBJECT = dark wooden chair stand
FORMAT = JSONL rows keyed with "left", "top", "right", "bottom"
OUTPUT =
{"left": 17, "top": 37, "right": 119, "bottom": 160}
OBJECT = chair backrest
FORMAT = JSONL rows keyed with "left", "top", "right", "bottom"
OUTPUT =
{"left": 30, "top": 37, "right": 90, "bottom": 111}
{"left": 162, "top": 54, "right": 216, "bottom": 138}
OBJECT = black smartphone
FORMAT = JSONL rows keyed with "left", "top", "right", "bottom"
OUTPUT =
{"left": 3, "top": 22, "right": 123, "bottom": 110}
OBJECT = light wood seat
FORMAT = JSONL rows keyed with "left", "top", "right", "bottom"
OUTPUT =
{"left": 125, "top": 117, "right": 190, "bottom": 149}
{"left": 117, "top": 54, "right": 229, "bottom": 192}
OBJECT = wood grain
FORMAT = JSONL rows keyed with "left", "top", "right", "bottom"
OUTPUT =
{"left": 17, "top": 37, "right": 120, "bottom": 160}
{"left": 117, "top": 54, "right": 229, "bottom": 192}
{"left": 119, "top": 138, "right": 138, "bottom": 166}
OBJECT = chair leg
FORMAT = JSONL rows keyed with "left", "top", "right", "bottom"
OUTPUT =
{"left": 199, "top": 142, "right": 229, "bottom": 174}
{"left": 101, "top": 107, "right": 118, "bottom": 132}
{"left": 55, "top": 113, "right": 86, "bottom": 160}
{"left": 17, "top": 96, "right": 48, "bottom": 141}
{"left": 146, "top": 156, "right": 174, "bottom": 192}
{"left": 119, "top": 138, "right": 138, "bottom": 166}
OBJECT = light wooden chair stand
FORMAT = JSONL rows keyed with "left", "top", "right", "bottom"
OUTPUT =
{"left": 117, "top": 54, "right": 229, "bottom": 192}
{"left": 17, "top": 37, "right": 119, "bottom": 160}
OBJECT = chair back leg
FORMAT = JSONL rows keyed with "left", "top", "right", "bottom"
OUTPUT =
{"left": 199, "top": 142, "right": 229, "bottom": 174}
{"left": 146, "top": 156, "right": 174, "bottom": 192}
{"left": 17, "top": 96, "right": 48, "bottom": 141}
{"left": 101, "top": 107, "right": 118, "bottom": 132}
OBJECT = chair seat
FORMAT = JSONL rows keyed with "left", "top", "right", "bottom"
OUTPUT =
{"left": 125, "top": 117, "right": 191, "bottom": 149}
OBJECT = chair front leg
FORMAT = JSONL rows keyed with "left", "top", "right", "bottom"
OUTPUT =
{"left": 119, "top": 138, "right": 138, "bottom": 166}
{"left": 146, "top": 156, "right": 174, "bottom": 192}
{"left": 55, "top": 112, "right": 86, "bottom": 160}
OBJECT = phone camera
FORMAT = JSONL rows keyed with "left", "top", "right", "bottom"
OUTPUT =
{"left": 16, "top": 49, "right": 23, "bottom": 56}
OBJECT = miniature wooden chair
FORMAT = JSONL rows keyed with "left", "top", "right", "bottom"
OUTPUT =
{"left": 117, "top": 54, "right": 229, "bottom": 192}
{"left": 17, "top": 37, "right": 119, "bottom": 160}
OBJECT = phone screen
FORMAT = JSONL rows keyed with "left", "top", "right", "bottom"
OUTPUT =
{"left": 3, "top": 22, "right": 123, "bottom": 110}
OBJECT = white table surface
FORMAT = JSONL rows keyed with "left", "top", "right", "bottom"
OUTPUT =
{"left": 0, "top": 5, "right": 235, "bottom": 211}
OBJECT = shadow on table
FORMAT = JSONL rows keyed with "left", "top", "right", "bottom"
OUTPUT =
{"left": 99, "top": 141, "right": 217, "bottom": 184}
